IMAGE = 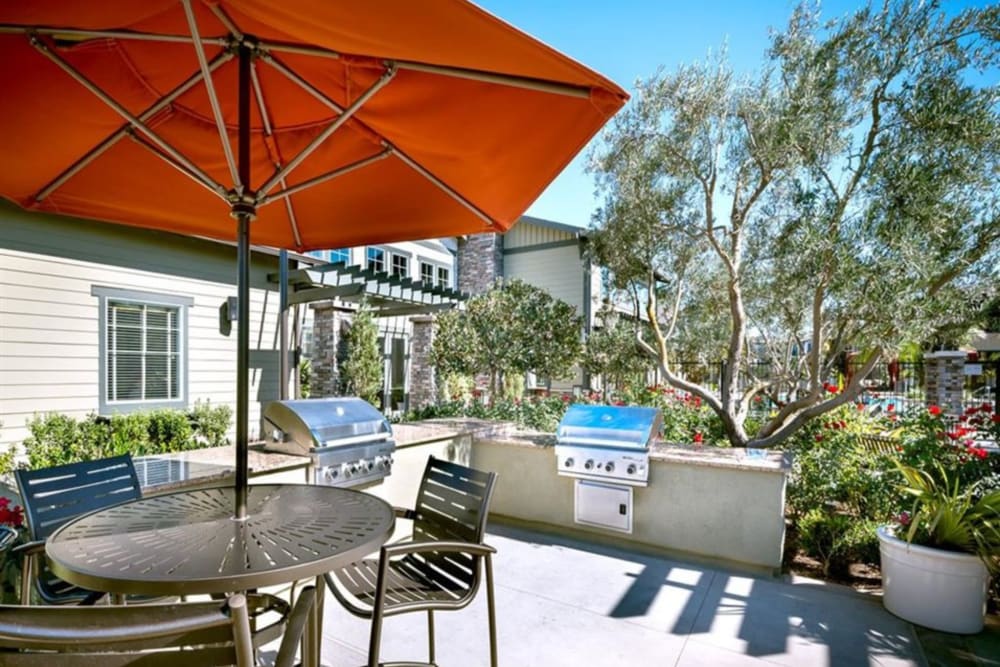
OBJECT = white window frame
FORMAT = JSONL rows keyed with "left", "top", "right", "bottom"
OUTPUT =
{"left": 328, "top": 248, "right": 351, "bottom": 265}
{"left": 92, "top": 286, "right": 193, "bottom": 415}
{"left": 366, "top": 247, "right": 385, "bottom": 273}
{"left": 390, "top": 252, "right": 409, "bottom": 278}
{"left": 436, "top": 265, "right": 451, "bottom": 288}
{"left": 419, "top": 261, "right": 435, "bottom": 284}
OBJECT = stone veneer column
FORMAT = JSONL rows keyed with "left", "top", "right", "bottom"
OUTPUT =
{"left": 457, "top": 233, "right": 503, "bottom": 295}
{"left": 310, "top": 301, "right": 344, "bottom": 398}
{"left": 923, "top": 351, "right": 967, "bottom": 416}
{"left": 409, "top": 315, "right": 437, "bottom": 410}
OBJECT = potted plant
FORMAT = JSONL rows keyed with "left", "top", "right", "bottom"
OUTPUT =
{"left": 877, "top": 461, "right": 1000, "bottom": 634}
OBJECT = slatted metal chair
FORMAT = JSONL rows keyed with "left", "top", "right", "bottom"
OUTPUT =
{"left": 13, "top": 454, "right": 145, "bottom": 605}
{"left": 0, "top": 586, "right": 316, "bottom": 667}
{"left": 325, "top": 455, "right": 498, "bottom": 667}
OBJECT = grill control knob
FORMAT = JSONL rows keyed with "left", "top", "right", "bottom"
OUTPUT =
{"left": 365, "top": 461, "right": 374, "bottom": 472}
{"left": 604, "top": 462, "right": 615, "bottom": 473}
{"left": 584, "top": 459, "right": 594, "bottom": 470}
{"left": 564, "top": 457, "right": 575, "bottom": 468}
{"left": 627, "top": 464, "right": 637, "bottom": 475}
{"left": 325, "top": 468, "right": 338, "bottom": 482}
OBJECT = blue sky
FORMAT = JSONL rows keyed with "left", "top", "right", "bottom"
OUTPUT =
{"left": 473, "top": 0, "right": 990, "bottom": 229}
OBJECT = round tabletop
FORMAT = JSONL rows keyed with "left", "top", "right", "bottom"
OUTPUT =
{"left": 46, "top": 484, "right": 395, "bottom": 596}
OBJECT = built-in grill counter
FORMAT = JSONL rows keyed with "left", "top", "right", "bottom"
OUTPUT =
{"left": 555, "top": 404, "right": 662, "bottom": 533}
{"left": 262, "top": 397, "right": 395, "bottom": 488}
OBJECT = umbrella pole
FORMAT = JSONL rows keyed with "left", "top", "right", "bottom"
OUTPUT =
{"left": 234, "top": 43, "right": 253, "bottom": 520}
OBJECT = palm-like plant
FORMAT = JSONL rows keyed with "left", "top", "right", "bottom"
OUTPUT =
{"left": 896, "top": 461, "right": 1000, "bottom": 574}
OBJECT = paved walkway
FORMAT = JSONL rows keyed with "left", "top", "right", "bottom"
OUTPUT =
{"left": 307, "top": 523, "right": 926, "bottom": 667}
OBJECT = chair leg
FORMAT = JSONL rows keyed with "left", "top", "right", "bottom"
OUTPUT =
{"left": 485, "top": 554, "right": 497, "bottom": 667}
{"left": 427, "top": 610, "right": 435, "bottom": 665}
{"left": 368, "top": 606, "right": 384, "bottom": 667}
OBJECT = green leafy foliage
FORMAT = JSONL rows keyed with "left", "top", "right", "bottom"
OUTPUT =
{"left": 21, "top": 404, "right": 233, "bottom": 470}
{"left": 188, "top": 400, "right": 232, "bottom": 448}
{"left": 341, "top": 303, "right": 383, "bottom": 405}
{"left": 432, "top": 279, "right": 582, "bottom": 401}
{"left": 895, "top": 461, "right": 1000, "bottom": 573}
{"left": 588, "top": 0, "right": 1000, "bottom": 448}
{"left": 798, "top": 509, "right": 880, "bottom": 576}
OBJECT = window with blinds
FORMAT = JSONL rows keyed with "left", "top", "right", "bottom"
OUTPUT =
{"left": 106, "top": 301, "right": 181, "bottom": 403}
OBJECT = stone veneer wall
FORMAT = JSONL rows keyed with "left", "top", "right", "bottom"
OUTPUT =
{"left": 923, "top": 351, "right": 967, "bottom": 415}
{"left": 310, "top": 302, "right": 352, "bottom": 397}
{"left": 409, "top": 315, "right": 436, "bottom": 410}
{"left": 457, "top": 233, "right": 503, "bottom": 295}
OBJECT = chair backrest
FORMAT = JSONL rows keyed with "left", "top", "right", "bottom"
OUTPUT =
{"left": 15, "top": 454, "right": 142, "bottom": 542}
{"left": 408, "top": 456, "right": 497, "bottom": 590}
{"left": 14, "top": 455, "right": 143, "bottom": 604}
{"left": 0, "top": 592, "right": 281, "bottom": 667}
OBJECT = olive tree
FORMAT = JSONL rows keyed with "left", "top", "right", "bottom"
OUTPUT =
{"left": 589, "top": 0, "right": 1000, "bottom": 447}
{"left": 432, "top": 279, "right": 582, "bottom": 400}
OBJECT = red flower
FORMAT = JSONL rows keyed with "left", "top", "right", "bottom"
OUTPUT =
{"left": 815, "top": 434, "right": 824, "bottom": 442}
{"left": 928, "top": 405, "right": 942, "bottom": 416}
{"left": 0, "top": 501, "right": 24, "bottom": 528}
{"left": 824, "top": 383, "right": 838, "bottom": 394}
{"left": 613, "top": 400, "right": 625, "bottom": 406}
{"left": 982, "top": 403, "right": 994, "bottom": 413}
{"left": 561, "top": 394, "right": 571, "bottom": 402}
{"left": 991, "top": 414, "right": 1000, "bottom": 424}
{"left": 897, "top": 511, "right": 911, "bottom": 526}
{"left": 693, "top": 432, "right": 704, "bottom": 444}
{"left": 974, "top": 448, "right": 989, "bottom": 460}
{"left": 887, "top": 404, "right": 894, "bottom": 412}
{"left": 856, "top": 403, "right": 865, "bottom": 411}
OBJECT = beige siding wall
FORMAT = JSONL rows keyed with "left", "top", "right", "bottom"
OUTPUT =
{"left": 503, "top": 221, "right": 573, "bottom": 250}
{"left": 505, "top": 244, "right": 587, "bottom": 391}
{"left": 505, "top": 244, "right": 584, "bottom": 314}
{"left": 0, "top": 204, "right": 282, "bottom": 450}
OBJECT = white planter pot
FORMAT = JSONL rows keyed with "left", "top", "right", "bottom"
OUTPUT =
{"left": 877, "top": 526, "right": 990, "bottom": 634}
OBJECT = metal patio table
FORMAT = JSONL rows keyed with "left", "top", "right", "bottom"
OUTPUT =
{"left": 46, "top": 483, "right": 395, "bottom": 667}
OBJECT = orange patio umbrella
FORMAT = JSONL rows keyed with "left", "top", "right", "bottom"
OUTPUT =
{"left": 0, "top": 0, "right": 627, "bottom": 517}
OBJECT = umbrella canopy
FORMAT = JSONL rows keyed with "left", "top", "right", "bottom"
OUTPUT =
{"left": 0, "top": 0, "right": 626, "bottom": 517}
{"left": 0, "top": 0, "right": 626, "bottom": 249}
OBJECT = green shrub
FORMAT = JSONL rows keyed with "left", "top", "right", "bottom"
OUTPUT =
{"left": 21, "top": 404, "right": 232, "bottom": 470}
{"left": 107, "top": 413, "right": 150, "bottom": 457}
{"left": 146, "top": 410, "right": 194, "bottom": 452}
{"left": 190, "top": 400, "right": 232, "bottom": 448}
{"left": 797, "top": 508, "right": 857, "bottom": 576}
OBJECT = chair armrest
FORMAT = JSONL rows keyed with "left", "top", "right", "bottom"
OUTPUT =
{"left": 274, "top": 586, "right": 316, "bottom": 667}
{"left": 382, "top": 540, "right": 496, "bottom": 559}
{"left": 12, "top": 539, "right": 46, "bottom": 556}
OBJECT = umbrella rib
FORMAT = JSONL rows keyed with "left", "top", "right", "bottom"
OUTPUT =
{"left": 34, "top": 50, "right": 233, "bottom": 203}
{"left": 27, "top": 34, "right": 228, "bottom": 199}
{"left": 389, "top": 145, "right": 497, "bottom": 227}
{"left": 0, "top": 25, "right": 228, "bottom": 47}
{"left": 262, "top": 51, "right": 498, "bottom": 227}
{"left": 181, "top": 0, "right": 241, "bottom": 192}
{"left": 258, "top": 150, "right": 391, "bottom": 207}
{"left": 256, "top": 66, "right": 396, "bottom": 198}
{"left": 396, "top": 60, "right": 592, "bottom": 99}
{"left": 258, "top": 39, "right": 596, "bottom": 100}
{"left": 250, "top": 61, "right": 303, "bottom": 249}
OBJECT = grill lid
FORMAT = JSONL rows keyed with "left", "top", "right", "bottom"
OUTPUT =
{"left": 263, "top": 397, "right": 391, "bottom": 451}
{"left": 556, "top": 404, "right": 662, "bottom": 450}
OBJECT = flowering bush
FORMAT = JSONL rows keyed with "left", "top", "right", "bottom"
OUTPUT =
{"left": 0, "top": 496, "right": 26, "bottom": 603}
{"left": 894, "top": 405, "right": 999, "bottom": 494}
{"left": 619, "top": 384, "right": 726, "bottom": 446}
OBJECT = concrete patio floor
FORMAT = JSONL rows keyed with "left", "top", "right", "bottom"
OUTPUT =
{"left": 308, "top": 522, "right": 926, "bottom": 667}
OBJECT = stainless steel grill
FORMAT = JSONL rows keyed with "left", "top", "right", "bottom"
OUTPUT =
{"left": 262, "top": 397, "right": 395, "bottom": 488}
{"left": 555, "top": 404, "right": 662, "bottom": 487}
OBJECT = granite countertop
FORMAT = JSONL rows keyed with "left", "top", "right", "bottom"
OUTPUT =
{"left": 135, "top": 445, "right": 309, "bottom": 492}
{"left": 420, "top": 419, "right": 790, "bottom": 473}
